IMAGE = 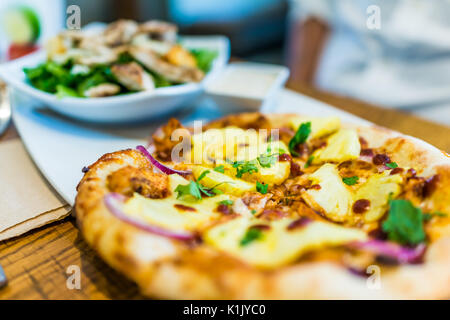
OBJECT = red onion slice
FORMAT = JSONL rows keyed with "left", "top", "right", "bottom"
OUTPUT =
{"left": 136, "top": 145, "right": 191, "bottom": 176}
{"left": 104, "top": 193, "right": 195, "bottom": 241}
{"left": 349, "top": 239, "right": 426, "bottom": 264}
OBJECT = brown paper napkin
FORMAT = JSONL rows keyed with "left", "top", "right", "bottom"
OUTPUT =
{"left": 0, "top": 139, "right": 71, "bottom": 241}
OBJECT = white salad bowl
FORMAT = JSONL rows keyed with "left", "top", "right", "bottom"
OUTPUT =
{"left": 0, "top": 35, "right": 230, "bottom": 123}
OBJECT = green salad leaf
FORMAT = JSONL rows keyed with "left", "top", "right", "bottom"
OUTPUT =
{"left": 56, "top": 85, "right": 80, "bottom": 98}
{"left": 190, "top": 49, "right": 218, "bottom": 73}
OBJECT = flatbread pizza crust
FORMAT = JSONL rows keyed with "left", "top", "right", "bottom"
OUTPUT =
{"left": 75, "top": 113, "right": 450, "bottom": 299}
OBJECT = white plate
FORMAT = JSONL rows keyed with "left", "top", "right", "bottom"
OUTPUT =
{"left": 12, "top": 87, "right": 372, "bottom": 206}
{"left": 0, "top": 35, "right": 230, "bottom": 123}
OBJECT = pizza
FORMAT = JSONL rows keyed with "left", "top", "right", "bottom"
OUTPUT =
{"left": 75, "top": 113, "right": 450, "bottom": 299}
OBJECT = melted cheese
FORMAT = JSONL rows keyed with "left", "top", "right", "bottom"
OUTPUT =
{"left": 205, "top": 216, "right": 366, "bottom": 268}
{"left": 312, "top": 129, "right": 361, "bottom": 164}
{"left": 192, "top": 165, "right": 255, "bottom": 196}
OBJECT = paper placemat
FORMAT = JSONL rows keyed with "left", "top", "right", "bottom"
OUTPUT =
{"left": 0, "top": 139, "right": 71, "bottom": 241}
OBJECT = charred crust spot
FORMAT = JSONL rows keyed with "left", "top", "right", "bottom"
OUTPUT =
{"left": 113, "top": 251, "right": 138, "bottom": 268}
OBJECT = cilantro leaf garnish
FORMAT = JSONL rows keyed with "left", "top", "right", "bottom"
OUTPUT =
{"left": 233, "top": 160, "right": 259, "bottom": 178}
{"left": 175, "top": 181, "right": 202, "bottom": 200}
{"left": 386, "top": 162, "right": 398, "bottom": 169}
{"left": 342, "top": 176, "right": 359, "bottom": 186}
{"left": 289, "top": 122, "right": 311, "bottom": 156}
{"left": 175, "top": 171, "right": 226, "bottom": 200}
{"left": 218, "top": 199, "right": 233, "bottom": 206}
{"left": 256, "top": 181, "right": 268, "bottom": 194}
{"left": 214, "top": 165, "right": 225, "bottom": 173}
{"left": 382, "top": 199, "right": 426, "bottom": 245}
{"left": 197, "top": 170, "right": 210, "bottom": 181}
{"left": 257, "top": 153, "right": 277, "bottom": 168}
{"left": 256, "top": 146, "right": 286, "bottom": 168}
{"left": 251, "top": 209, "right": 257, "bottom": 215}
{"left": 304, "top": 155, "right": 314, "bottom": 168}
{"left": 240, "top": 228, "right": 263, "bottom": 246}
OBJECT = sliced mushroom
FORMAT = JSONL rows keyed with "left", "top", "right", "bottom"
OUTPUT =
{"left": 129, "top": 46, "right": 204, "bottom": 83}
{"left": 84, "top": 83, "right": 120, "bottom": 98}
{"left": 111, "top": 62, "right": 155, "bottom": 91}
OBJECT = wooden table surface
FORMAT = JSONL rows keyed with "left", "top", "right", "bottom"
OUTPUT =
{"left": 0, "top": 83, "right": 449, "bottom": 300}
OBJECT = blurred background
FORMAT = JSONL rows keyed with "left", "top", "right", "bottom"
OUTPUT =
{"left": 1, "top": 0, "right": 450, "bottom": 126}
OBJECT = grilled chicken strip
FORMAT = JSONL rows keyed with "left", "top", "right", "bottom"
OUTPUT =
{"left": 84, "top": 83, "right": 120, "bottom": 98}
{"left": 103, "top": 19, "right": 139, "bottom": 47}
{"left": 137, "top": 20, "right": 178, "bottom": 43}
{"left": 111, "top": 62, "right": 155, "bottom": 91}
{"left": 129, "top": 46, "right": 204, "bottom": 83}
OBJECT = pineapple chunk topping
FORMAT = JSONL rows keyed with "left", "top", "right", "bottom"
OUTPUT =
{"left": 312, "top": 129, "right": 361, "bottom": 164}
{"left": 231, "top": 140, "right": 291, "bottom": 186}
{"left": 301, "top": 164, "right": 353, "bottom": 222}
{"left": 192, "top": 166, "right": 255, "bottom": 196}
{"left": 354, "top": 171, "right": 403, "bottom": 222}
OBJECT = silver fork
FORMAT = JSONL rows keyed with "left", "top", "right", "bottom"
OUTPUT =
{"left": 0, "top": 82, "right": 11, "bottom": 136}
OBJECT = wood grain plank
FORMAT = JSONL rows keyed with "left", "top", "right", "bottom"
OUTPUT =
{"left": 0, "top": 218, "right": 145, "bottom": 300}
